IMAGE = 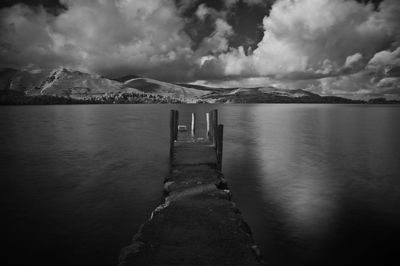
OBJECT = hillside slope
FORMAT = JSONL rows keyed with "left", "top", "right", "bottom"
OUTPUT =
{"left": 0, "top": 68, "right": 50, "bottom": 94}
{"left": 0, "top": 68, "right": 368, "bottom": 104}
{"left": 123, "top": 78, "right": 211, "bottom": 101}
{"left": 25, "top": 68, "right": 141, "bottom": 98}
{"left": 201, "top": 87, "right": 358, "bottom": 103}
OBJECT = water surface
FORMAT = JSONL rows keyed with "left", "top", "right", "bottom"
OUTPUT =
{"left": 1, "top": 104, "right": 400, "bottom": 265}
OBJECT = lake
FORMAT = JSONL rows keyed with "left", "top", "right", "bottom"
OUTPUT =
{"left": 1, "top": 104, "right": 400, "bottom": 266}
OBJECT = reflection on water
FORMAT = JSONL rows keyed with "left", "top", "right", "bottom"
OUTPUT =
{"left": 1, "top": 104, "right": 400, "bottom": 266}
{"left": 220, "top": 104, "right": 400, "bottom": 266}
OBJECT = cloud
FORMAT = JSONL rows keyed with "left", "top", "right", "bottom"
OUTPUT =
{"left": 195, "top": 0, "right": 400, "bottom": 98}
{"left": 243, "top": 0, "right": 266, "bottom": 4}
{"left": 210, "top": 0, "right": 399, "bottom": 76}
{"left": 175, "top": 0, "right": 200, "bottom": 12}
{"left": 365, "top": 46, "right": 400, "bottom": 86}
{"left": 344, "top": 53, "right": 363, "bottom": 69}
{"left": 223, "top": 0, "right": 268, "bottom": 8}
{"left": 1, "top": 0, "right": 400, "bottom": 99}
{"left": 0, "top": 0, "right": 196, "bottom": 80}
{"left": 197, "top": 18, "right": 233, "bottom": 54}
{"left": 0, "top": 0, "right": 241, "bottom": 81}
{"left": 368, "top": 46, "right": 400, "bottom": 66}
{"left": 195, "top": 3, "right": 210, "bottom": 20}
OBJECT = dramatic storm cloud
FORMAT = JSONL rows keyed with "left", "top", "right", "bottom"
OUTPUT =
{"left": 202, "top": 0, "right": 399, "bottom": 73}
{"left": 198, "top": 0, "right": 400, "bottom": 98}
{"left": 0, "top": 0, "right": 197, "bottom": 80}
{"left": 1, "top": 0, "right": 400, "bottom": 98}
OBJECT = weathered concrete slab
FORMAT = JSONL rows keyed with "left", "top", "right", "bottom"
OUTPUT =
{"left": 174, "top": 140, "right": 213, "bottom": 147}
{"left": 121, "top": 193, "right": 262, "bottom": 266}
{"left": 173, "top": 145, "right": 217, "bottom": 166}
{"left": 165, "top": 165, "right": 225, "bottom": 194}
{"left": 119, "top": 131, "right": 264, "bottom": 266}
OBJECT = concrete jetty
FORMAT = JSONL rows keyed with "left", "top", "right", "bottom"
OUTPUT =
{"left": 119, "top": 110, "right": 264, "bottom": 266}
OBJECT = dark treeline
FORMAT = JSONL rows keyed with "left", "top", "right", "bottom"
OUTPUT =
{"left": 0, "top": 91, "right": 183, "bottom": 105}
{"left": 0, "top": 91, "right": 399, "bottom": 105}
{"left": 209, "top": 92, "right": 400, "bottom": 104}
{"left": 367, "top": 97, "right": 400, "bottom": 104}
{"left": 214, "top": 95, "right": 365, "bottom": 104}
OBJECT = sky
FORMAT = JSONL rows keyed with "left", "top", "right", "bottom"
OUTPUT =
{"left": 0, "top": 0, "right": 399, "bottom": 99}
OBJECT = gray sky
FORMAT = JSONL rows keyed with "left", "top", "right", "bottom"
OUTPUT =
{"left": 0, "top": 0, "right": 399, "bottom": 99}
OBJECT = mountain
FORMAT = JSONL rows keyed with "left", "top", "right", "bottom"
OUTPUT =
{"left": 0, "top": 67, "right": 374, "bottom": 104}
{"left": 111, "top": 74, "right": 141, "bottom": 83}
{"left": 174, "top": 83, "right": 224, "bottom": 92}
{"left": 0, "top": 68, "right": 19, "bottom": 91}
{"left": 200, "top": 86, "right": 360, "bottom": 103}
{"left": 0, "top": 68, "right": 212, "bottom": 103}
{"left": 0, "top": 68, "right": 50, "bottom": 94}
{"left": 25, "top": 68, "right": 141, "bottom": 99}
{"left": 123, "top": 78, "right": 211, "bottom": 102}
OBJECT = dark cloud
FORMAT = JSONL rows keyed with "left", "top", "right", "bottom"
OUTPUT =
{"left": 0, "top": 0, "right": 63, "bottom": 8}
{"left": 227, "top": 1, "right": 269, "bottom": 50}
{"left": 387, "top": 66, "right": 400, "bottom": 77}
{"left": 356, "top": 0, "right": 383, "bottom": 9}
{"left": 0, "top": 0, "right": 66, "bottom": 14}
{"left": 0, "top": 0, "right": 197, "bottom": 81}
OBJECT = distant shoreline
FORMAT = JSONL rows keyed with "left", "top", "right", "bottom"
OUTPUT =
{"left": 1, "top": 94, "right": 399, "bottom": 105}
{"left": 2, "top": 68, "right": 399, "bottom": 105}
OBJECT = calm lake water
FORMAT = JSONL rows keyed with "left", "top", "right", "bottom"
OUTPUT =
{"left": 1, "top": 104, "right": 400, "bottom": 266}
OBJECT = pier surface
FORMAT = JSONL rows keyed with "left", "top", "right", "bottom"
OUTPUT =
{"left": 120, "top": 110, "right": 263, "bottom": 266}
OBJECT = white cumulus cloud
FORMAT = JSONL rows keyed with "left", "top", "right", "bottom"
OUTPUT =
{"left": 196, "top": 0, "right": 400, "bottom": 98}
{"left": 0, "top": 0, "right": 196, "bottom": 80}
{"left": 206, "top": 0, "right": 399, "bottom": 76}
{"left": 1, "top": 0, "right": 400, "bottom": 99}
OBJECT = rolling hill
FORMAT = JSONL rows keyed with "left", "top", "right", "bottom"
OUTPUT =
{"left": 0, "top": 67, "right": 371, "bottom": 104}
{"left": 25, "top": 68, "right": 142, "bottom": 98}
{"left": 123, "top": 78, "right": 211, "bottom": 102}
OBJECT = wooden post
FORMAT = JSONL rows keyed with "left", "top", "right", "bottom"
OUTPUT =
{"left": 191, "top": 113, "right": 196, "bottom": 136}
{"left": 209, "top": 111, "right": 213, "bottom": 142}
{"left": 170, "top": 110, "right": 175, "bottom": 157}
{"left": 216, "top": 124, "right": 224, "bottom": 171}
{"left": 206, "top": 112, "right": 210, "bottom": 140}
{"left": 213, "top": 109, "right": 218, "bottom": 149}
{"left": 174, "top": 110, "right": 179, "bottom": 141}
